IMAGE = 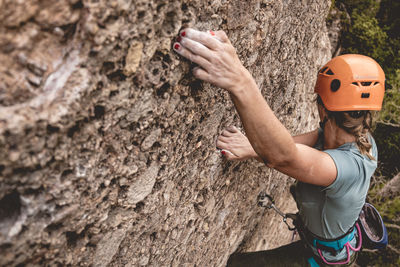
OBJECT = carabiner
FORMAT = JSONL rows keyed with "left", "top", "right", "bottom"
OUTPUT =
{"left": 257, "top": 191, "right": 297, "bottom": 231}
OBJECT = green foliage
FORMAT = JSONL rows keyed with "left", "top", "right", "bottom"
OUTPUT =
{"left": 380, "top": 88, "right": 400, "bottom": 125}
{"left": 374, "top": 122, "right": 400, "bottom": 176}
{"left": 335, "top": 0, "right": 379, "bottom": 17}
{"left": 335, "top": 0, "right": 400, "bottom": 125}
{"left": 343, "top": 13, "right": 388, "bottom": 60}
{"left": 378, "top": 0, "right": 400, "bottom": 39}
{"left": 376, "top": 197, "right": 400, "bottom": 222}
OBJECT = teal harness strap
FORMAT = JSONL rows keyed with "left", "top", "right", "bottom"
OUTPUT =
{"left": 307, "top": 224, "right": 362, "bottom": 266}
{"left": 306, "top": 229, "right": 355, "bottom": 267}
{"left": 307, "top": 257, "right": 320, "bottom": 267}
{"left": 312, "top": 227, "right": 356, "bottom": 251}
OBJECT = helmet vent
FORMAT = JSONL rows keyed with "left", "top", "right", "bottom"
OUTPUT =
{"left": 319, "top": 67, "right": 328, "bottom": 73}
{"left": 326, "top": 69, "right": 334, "bottom": 75}
{"left": 361, "top": 93, "right": 370, "bottom": 98}
{"left": 361, "top": 82, "right": 372, "bottom": 86}
{"left": 331, "top": 79, "right": 341, "bottom": 92}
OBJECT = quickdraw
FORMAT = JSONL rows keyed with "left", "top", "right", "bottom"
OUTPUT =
{"left": 257, "top": 191, "right": 296, "bottom": 231}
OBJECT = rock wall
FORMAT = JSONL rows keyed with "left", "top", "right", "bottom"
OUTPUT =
{"left": 0, "top": 0, "right": 331, "bottom": 266}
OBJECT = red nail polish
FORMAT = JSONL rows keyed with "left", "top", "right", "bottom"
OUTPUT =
{"left": 210, "top": 30, "right": 215, "bottom": 36}
{"left": 221, "top": 151, "right": 226, "bottom": 155}
{"left": 174, "top": 43, "right": 180, "bottom": 50}
{"left": 177, "top": 36, "right": 182, "bottom": 42}
{"left": 181, "top": 31, "right": 186, "bottom": 37}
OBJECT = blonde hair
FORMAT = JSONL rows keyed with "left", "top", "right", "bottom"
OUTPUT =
{"left": 317, "top": 96, "right": 375, "bottom": 160}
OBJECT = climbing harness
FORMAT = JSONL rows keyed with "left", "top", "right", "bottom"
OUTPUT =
{"left": 257, "top": 191, "right": 364, "bottom": 266}
{"left": 311, "top": 223, "right": 362, "bottom": 265}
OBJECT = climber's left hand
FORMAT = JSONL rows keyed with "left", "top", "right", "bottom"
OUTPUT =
{"left": 173, "top": 28, "right": 253, "bottom": 94}
{"left": 216, "top": 126, "right": 259, "bottom": 161}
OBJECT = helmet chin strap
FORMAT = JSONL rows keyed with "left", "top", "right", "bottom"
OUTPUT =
{"left": 319, "top": 117, "right": 328, "bottom": 129}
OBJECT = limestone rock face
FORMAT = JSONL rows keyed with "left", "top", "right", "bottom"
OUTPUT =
{"left": 0, "top": 0, "right": 331, "bottom": 266}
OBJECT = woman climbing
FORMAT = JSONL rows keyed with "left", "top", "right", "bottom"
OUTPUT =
{"left": 173, "top": 28, "right": 385, "bottom": 266}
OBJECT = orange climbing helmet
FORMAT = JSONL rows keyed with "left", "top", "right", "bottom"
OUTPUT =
{"left": 314, "top": 54, "right": 385, "bottom": 111}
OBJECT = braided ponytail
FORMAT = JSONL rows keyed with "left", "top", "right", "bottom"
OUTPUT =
{"left": 316, "top": 96, "right": 375, "bottom": 160}
{"left": 331, "top": 111, "right": 375, "bottom": 160}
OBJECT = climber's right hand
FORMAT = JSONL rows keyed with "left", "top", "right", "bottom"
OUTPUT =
{"left": 173, "top": 28, "right": 254, "bottom": 95}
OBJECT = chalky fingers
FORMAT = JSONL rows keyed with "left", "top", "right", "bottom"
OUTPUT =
{"left": 179, "top": 36, "right": 214, "bottom": 62}
{"left": 180, "top": 28, "right": 221, "bottom": 50}
{"left": 173, "top": 42, "right": 211, "bottom": 70}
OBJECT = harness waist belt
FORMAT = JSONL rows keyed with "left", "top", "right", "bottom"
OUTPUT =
{"left": 312, "top": 228, "right": 356, "bottom": 251}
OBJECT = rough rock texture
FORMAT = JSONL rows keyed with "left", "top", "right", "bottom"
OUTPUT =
{"left": 0, "top": 0, "right": 331, "bottom": 266}
{"left": 326, "top": 6, "right": 343, "bottom": 57}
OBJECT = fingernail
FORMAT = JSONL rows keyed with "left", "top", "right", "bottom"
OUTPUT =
{"left": 180, "top": 31, "right": 186, "bottom": 37}
{"left": 221, "top": 150, "right": 226, "bottom": 155}
{"left": 176, "top": 36, "right": 182, "bottom": 42}
{"left": 210, "top": 30, "right": 215, "bottom": 36}
{"left": 174, "top": 43, "right": 180, "bottom": 50}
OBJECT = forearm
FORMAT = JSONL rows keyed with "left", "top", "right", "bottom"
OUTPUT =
{"left": 292, "top": 129, "right": 319, "bottom": 147}
{"left": 247, "top": 131, "right": 318, "bottom": 163}
{"left": 229, "top": 76, "right": 297, "bottom": 166}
